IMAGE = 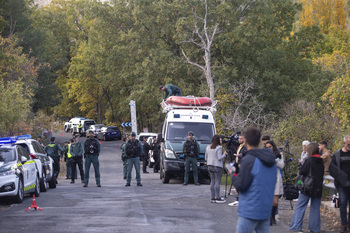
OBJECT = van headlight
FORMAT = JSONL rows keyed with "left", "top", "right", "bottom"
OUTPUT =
{"left": 164, "top": 149, "right": 176, "bottom": 159}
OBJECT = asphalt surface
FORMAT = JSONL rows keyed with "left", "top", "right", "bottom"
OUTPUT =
{"left": 0, "top": 131, "right": 310, "bottom": 232}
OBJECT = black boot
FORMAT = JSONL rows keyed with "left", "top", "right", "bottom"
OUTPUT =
{"left": 270, "top": 206, "right": 277, "bottom": 226}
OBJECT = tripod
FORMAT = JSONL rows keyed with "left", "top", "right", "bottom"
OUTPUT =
{"left": 282, "top": 141, "right": 297, "bottom": 209}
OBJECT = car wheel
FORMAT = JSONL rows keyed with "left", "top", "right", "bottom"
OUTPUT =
{"left": 13, "top": 178, "right": 24, "bottom": 203}
{"left": 40, "top": 170, "right": 48, "bottom": 192}
{"left": 161, "top": 163, "right": 170, "bottom": 183}
{"left": 32, "top": 174, "right": 40, "bottom": 197}
{"left": 48, "top": 174, "right": 57, "bottom": 188}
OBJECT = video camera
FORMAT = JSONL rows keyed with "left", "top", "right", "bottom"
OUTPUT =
{"left": 221, "top": 131, "right": 241, "bottom": 162}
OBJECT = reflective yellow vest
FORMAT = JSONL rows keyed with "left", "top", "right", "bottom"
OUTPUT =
{"left": 67, "top": 144, "right": 73, "bottom": 158}
{"left": 78, "top": 123, "right": 82, "bottom": 129}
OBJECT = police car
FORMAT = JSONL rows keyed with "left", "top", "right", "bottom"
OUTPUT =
{"left": 0, "top": 136, "right": 40, "bottom": 203}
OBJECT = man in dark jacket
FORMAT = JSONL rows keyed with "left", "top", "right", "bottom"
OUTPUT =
{"left": 330, "top": 134, "right": 350, "bottom": 233}
{"left": 232, "top": 127, "right": 276, "bottom": 233}
{"left": 83, "top": 130, "right": 101, "bottom": 187}
{"left": 151, "top": 138, "right": 161, "bottom": 173}
{"left": 182, "top": 131, "right": 200, "bottom": 186}
{"left": 45, "top": 137, "right": 63, "bottom": 180}
{"left": 141, "top": 137, "right": 151, "bottom": 174}
{"left": 125, "top": 132, "right": 143, "bottom": 187}
{"left": 160, "top": 84, "right": 182, "bottom": 100}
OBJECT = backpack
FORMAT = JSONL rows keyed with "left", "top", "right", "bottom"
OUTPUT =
{"left": 126, "top": 140, "right": 141, "bottom": 157}
{"left": 85, "top": 139, "right": 99, "bottom": 155}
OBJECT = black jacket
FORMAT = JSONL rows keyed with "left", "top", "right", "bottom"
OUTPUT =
{"left": 299, "top": 155, "right": 324, "bottom": 198}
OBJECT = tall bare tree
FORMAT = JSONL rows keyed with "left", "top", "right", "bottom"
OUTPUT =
{"left": 180, "top": 0, "right": 219, "bottom": 102}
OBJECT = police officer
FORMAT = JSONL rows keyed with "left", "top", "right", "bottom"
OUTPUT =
{"left": 70, "top": 136, "right": 84, "bottom": 184}
{"left": 83, "top": 130, "right": 101, "bottom": 187}
{"left": 45, "top": 137, "right": 63, "bottom": 180}
{"left": 62, "top": 140, "right": 71, "bottom": 179}
{"left": 151, "top": 137, "right": 161, "bottom": 173}
{"left": 142, "top": 137, "right": 151, "bottom": 173}
{"left": 182, "top": 131, "right": 200, "bottom": 186}
{"left": 160, "top": 84, "right": 182, "bottom": 100}
{"left": 125, "top": 132, "right": 143, "bottom": 187}
{"left": 78, "top": 121, "right": 83, "bottom": 136}
{"left": 121, "top": 137, "right": 128, "bottom": 180}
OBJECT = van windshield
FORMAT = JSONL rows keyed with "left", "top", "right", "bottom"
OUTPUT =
{"left": 166, "top": 122, "right": 214, "bottom": 141}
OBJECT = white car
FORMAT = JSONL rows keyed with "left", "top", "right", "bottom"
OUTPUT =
{"left": 0, "top": 142, "right": 40, "bottom": 203}
{"left": 88, "top": 124, "right": 106, "bottom": 137}
{"left": 16, "top": 138, "right": 56, "bottom": 191}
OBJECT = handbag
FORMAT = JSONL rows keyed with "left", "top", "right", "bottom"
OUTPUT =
{"left": 301, "top": 175, "right": 315, "bottom": 196}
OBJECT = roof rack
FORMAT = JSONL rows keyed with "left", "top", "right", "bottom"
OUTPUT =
{"left": 161, "top": 100, "right": 217, "bottom": 114}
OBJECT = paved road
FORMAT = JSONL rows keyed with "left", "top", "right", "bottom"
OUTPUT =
{"left": 0, "top": 131, "right": 292, "bottom": 233}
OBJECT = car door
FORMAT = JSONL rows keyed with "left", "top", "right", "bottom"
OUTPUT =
{"left": 17, "top": 146, "right": 36, "bottom": 190}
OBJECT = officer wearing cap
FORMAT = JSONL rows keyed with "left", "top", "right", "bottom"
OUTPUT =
{"left": 182, "top": 131, "right": 200, "bottom": 186}
{"left": 70, "top": 136, "right": 84, "bottom": 184}
{"left": 45, "top": 136, "right": 63, "bottom": 180}
{"left": 83, "top": 130, "right": 101, "bottom": 187}
{"left": 125, "top": 132, "right": 143, "bottom": 187}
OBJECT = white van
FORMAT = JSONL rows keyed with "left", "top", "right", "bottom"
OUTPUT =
{"left": 158, "top": 99, "right": 216, "bottom": 183}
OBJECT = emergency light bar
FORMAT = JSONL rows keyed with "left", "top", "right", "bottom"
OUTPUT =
{"left": 0, "top": 134, "right": 32, "bottom": 144}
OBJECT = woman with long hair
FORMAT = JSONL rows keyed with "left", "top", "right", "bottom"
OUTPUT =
{"left": 289, "top": 142, "right": 324, "bottom": 232}
{"left": 265, "top": 140, "right": 284, "bottom": 226}
{"left": 205, "top": 134, "right": 226, "bottom": 203}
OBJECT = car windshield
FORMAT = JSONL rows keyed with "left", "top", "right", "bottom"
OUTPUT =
{"left": 85, "top": 121, "right": 96, "bottom": 126}
{"left": 108, "top": 127, "right": 119, "bottom": 131}
{"left": 0, "top": 148, "right": 15, "bottom": 163}
{"left": 166, "top": 122, "right": 214, "bottom": 141}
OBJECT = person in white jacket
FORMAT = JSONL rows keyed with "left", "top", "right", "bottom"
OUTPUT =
{"left": 205, "top": 134, "right": 227, "bottom": 203}
{"left": 265, "top": 140, "right": 284, "bottom": 226}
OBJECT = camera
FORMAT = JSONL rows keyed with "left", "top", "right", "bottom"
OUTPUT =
{"left": 221, "top": 131, "right": 241, "bottom": 162}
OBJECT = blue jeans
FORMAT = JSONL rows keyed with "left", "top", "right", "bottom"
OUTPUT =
{"left": 236, "top": 216, "right": 270, "bottom": 233}
{"left": 126, "top": 157, "right": 141, "bottom": 184}
{"left": 289, "top": 193, "right": 321, "bottom": 232}
{"left": 337, "top": 186, "right": 350, "bottom": 225}
{"left": 184, "top": 157, "right": 198, "bottom": 183}
{"left": 208, "top": 165, "right": 223, "bottom": 199}
{"left": 84, "top": 155, "right": 100, "bottom": 185}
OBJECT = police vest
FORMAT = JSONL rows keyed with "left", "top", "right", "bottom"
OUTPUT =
{"left": 78, "top": 123, "right": 82, "bottom": 129}
{"left": 85, "top": 139, "right": 99, "bottom": 155}
{"left": 126, "top": 140, "right": 141, "bottom": 158}
{"left": 184, "top": 140, "right": 197, "bottom": 157}
{"left": 67, "top": 144, "right": 73, "bottom": 158}
{"left": 46, "top": 143, "right": 56, "bottom": 156}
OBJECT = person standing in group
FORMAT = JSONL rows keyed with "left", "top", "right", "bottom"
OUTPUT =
{"left": 160, "top": 84, "right": 182, "bottom": 100}
{"left": 319, "top": 140, "right": 332, "bottom": 176}
{"left": 125, "top": 132, "right": 143, "bottom": 187}
{"left": 45, "top": 137, "right": 63, "bottom": 180}
{"left": 37, "top": 135, "right": 44, "bottom": 147}
{"left": 329, "top": 135, "right": 350, "bottom": 233}
{"left": 151, "top": 137, "right": 161, "bottom": 173}
{"left": 62, "top": 140, "right": 72, "bottom": 180}
{"left": 205, "top": 134, "right": 227, "bottom": 204}
{"left": 183, "top": 131, "right": 200, "bottom": 186}
{"left": 141, "top": 137, "right": 151, "bottom": 174}
{"left": 300, "top": 140, "right": 310, "bottom": 165}
{"left": 231, "top": 127, "right": 277, "bottom": 233}
{"left": 261, "top": 135, "right": 271, "bottom": 148}
{"left": 289, "top": 142, "right": 324, "bottom": 233}
{"left": 265, "top": 140, "right": 284, "bottom": 226}
{"left": 83, "top": 130, "right": 101, "bottom": 187}
{"left": 121, "top": 137, "right": 128, "bottom": 180}
{"left": 70, "top": 136, "right": 84, "bottom": 184}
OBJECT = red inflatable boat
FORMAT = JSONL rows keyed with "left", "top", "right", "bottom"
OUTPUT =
{"left": 165, "top": 96, "right": 212, "bottom": 107}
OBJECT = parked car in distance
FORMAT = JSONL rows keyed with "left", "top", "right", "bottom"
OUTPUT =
{"left": 97, "top": 126, "right": 121, "bottom": 141}
{"left": 138, "top": 132, "right": 158, "bottom": 142}
{"left": 88, "top": 124, "right": 106, "bottom": 137}
{"left": 16, "top": 137, "right": 56, "bottom": 191}
{"left": 72, "top": 118, "right": 96, "bottom": 136}
{"left": 0, "top": 141, "right": 40, "bottom": 203}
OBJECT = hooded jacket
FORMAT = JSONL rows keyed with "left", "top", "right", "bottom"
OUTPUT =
{"left": 232, "top": 148, "right": 277, "bottom": 220}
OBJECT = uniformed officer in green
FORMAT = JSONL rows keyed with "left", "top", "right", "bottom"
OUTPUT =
{"left": 121, "top": 137, "right": 128, "bottom": 179}
{"left": 70, "top": 136, "right": 84, "bottom": 184}
{"left": 83, "top": 130, "right": 101, "bottom": 187}
{"left": 78, "top": 121, "right": 83, "bottom": 136}
{"left": 160, "top": 84, "right": 182, "bottom": 100}
{"left": 63, "top": 140, "right": 71, "bottom": 179}
{"left": 45, "top": 137, "right": 63, "bottom": 180}
{"left": 182, "top": 131, "right": 200, "bottom": 186}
